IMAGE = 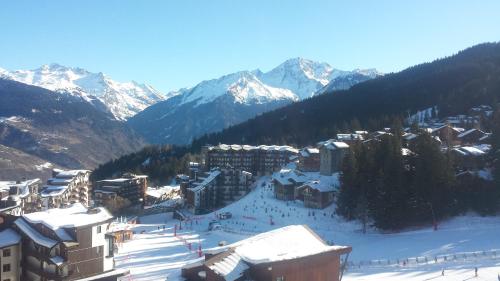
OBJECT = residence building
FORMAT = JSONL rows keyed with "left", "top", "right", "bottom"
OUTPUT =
{"left": 181, "top": 225, "right": 352, "bottom": 281}
{"left": 41, "top": 170, "right": 91, "bottom": 209}
{"left": 318, "top": 140, "right": 350, "bottom": 176}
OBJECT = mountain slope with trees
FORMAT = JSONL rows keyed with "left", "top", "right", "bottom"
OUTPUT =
{"left": 0, "top": 79, "right": 145, "bottom": 180}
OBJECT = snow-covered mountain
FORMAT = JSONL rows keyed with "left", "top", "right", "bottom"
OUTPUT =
{"left": 129, "top": 58, "right": 381, "bottom": 144}
{"left": 0, "top": 64, "right": 165, "bottom": 120}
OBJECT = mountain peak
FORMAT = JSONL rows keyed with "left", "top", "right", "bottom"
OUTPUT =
{"left": 0, "top": 64, "right": 165, "bottom": 120}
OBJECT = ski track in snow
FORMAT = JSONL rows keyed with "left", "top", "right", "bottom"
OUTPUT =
{"left": 115, "top": 174, "right": 500, "bottom": 280}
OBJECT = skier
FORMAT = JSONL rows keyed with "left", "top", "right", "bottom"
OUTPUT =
{"left": 441, "top": 269, "right": 444, "bottom": 276}
{"left": 475, "top": 267, "right": 478, "bottom": 277}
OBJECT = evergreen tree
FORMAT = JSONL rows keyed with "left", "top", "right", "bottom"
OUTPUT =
{"left": 412, "top": 133, "right": 455, "bottom": 224}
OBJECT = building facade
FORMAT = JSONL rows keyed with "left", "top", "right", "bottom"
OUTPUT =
{"left": 94, "top": 174, "right": 148, "bottom": 207}
{"left": 184, "top": 168, "right": 254, "bottom": 214}
{"left": 12, "top": 203, "right": 117, "bottom": 281}
{"left": 319, "top": 140, "right": 350, "bottom": 176}
{"left": 0, "top": 179, "right": 41, "bottom": 215}
{"left": 297, "top": 148, "right": 320, "bottom": 172}
{"left": 41, "top": 170, "right": 91, "bottom": 209}
{"left": 0, "top": 228, "right": 21, "bottom": 281}
{"left": 204, "top": 144, "right": 298, "bottom": 176}
{"left": 182, "top": 225, "right": 351, "bottom": 281}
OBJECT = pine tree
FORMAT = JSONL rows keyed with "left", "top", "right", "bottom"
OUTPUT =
{"left": 337, "top": 148, "right": 359, "bottom": 220}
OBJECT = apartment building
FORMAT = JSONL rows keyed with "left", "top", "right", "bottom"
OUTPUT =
{"left": 12, "top": 203, "right": 117, "bottom": 280}
{"left": 41, "top": 170, "right": 91, "bottom": 209}
{"left": 94, "top": 174, "right": 148, "bottom": 207}
{"left": 0, "top": 179, "right": 41, "bottom": 215}
{"left": 204, "top": 144, "right": 298, "bottom": 176}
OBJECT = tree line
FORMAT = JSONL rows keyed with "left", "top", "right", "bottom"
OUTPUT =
{"left": 337, "top": 118, "right": 500, "bottom": 231}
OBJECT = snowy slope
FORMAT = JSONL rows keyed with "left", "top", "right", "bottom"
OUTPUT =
{"left": 0, "top": 64, "right": 165, "bottom": 120}
{"left": 114, "top": 171, "right": 500, "bottom": 280}
{"left": 175, "top": 71, "right": 298, "bottom": 106}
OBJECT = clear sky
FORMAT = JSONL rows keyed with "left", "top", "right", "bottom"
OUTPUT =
{"left": 1, "top": 0, "right": 499, "bottom": 93}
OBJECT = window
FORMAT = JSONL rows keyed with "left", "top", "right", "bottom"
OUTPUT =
{"left": 97, "top": 226, "right": 102, "bottom": 234}
{"left": 3, "top": 249, "right": 10, "bottom": 257}
{"left": 3, "top": 264, "right": 10, "bottom": 272}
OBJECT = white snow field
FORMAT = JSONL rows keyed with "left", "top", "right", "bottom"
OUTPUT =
{"left": 115, "top": 174, "right": 500, "bottom": 280}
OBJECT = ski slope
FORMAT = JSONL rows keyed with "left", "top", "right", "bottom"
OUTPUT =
{"left": 115, "top": 173, "right": 500, "bottom": 280}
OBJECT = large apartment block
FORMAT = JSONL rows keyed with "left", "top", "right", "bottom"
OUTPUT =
{"left": 11, "top": 203, "right": 119, "bottom": 280}
{"left": 0, "top": 179, "right": 42, "bottom": 215}
{"left": 41, "top": 170, "right": 91, "bottom": 209}
{"left": 184, "top": 168, "right": 253, "bottom": 214}
{"left": 204, "top": 144, "right": 298, "bottom": 176}
{"left": 94, "top": 174, "right": 148, "bottom": 207}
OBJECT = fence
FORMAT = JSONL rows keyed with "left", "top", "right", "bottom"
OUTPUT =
{"left": 346, "top": 249, "right": 500, "bottom": 270}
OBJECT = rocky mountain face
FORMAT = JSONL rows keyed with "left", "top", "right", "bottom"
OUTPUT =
{"left": 0, "top": 64, "right": 165, "bottom": 120}
{"left": 129, "top": 58, "right": 380, "bottom": 144}
{"left": 0, "top": 79, "right": 145, "bottom": 180}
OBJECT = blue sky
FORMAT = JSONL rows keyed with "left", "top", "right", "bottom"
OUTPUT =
{"left": 1, "top": 0, "right": 499, "bottom": 93}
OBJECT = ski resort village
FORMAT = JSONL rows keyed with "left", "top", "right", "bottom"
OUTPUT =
{"left": 0, "top": 103, "right": 498, "bottom": 281}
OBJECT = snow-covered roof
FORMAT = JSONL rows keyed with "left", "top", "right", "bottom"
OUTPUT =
{"left": 40, "top": 185, "right": 68, "bottom": 197}
{"left": 23, "top": 203, "right": 113, "bottom": 231}
{"left": 318, "top": 139, "right": 349, "bottom": 150}
{"left": 190, "top": 170, "right": 221, "bottom": 192}
{"left": 14, "top": 218, "right": 58, "bottom": 248}
{"left": 208, "top": 250, "right": 249, "bottom": 281}
{"left": 231, "top": 225, "right": 350, "bottom": 264}
{"left": 301, "top": 180, "right": 336, "bottom": 193}
{"left": 145, "top": 185, "right": 180, "bottom": 198}
{"left": 336, "top": 133, "right": 364, "bottom": 141}
{"left": 0, "top": 178, "right": 39, "bottom": 199}
{"left": 209, "top": 144, "right": 298, "bottom": 154}
{"left": 300, "top": 147, "right": 319, "bottom": 157}
{"left": 273, "top": 169, "right": 307, "bottom": 186}
{"left": 453, "top": 146, "right": 487, "bottom": 156}
{"left": 0, "top": 228, "right": 21, "bottom": 248}
{"left": 53, "top": 169, "right": 90, "bottom": 178}
{"left": 50, "top": 256, "right": 64, "bottom": 266}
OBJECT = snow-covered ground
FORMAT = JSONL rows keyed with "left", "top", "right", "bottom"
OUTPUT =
{"left": 115, "top": 174, "right": 500, "bottom": 280}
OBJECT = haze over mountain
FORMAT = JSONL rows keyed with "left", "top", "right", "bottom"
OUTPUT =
{"left": 0, "top": 64, "right": 166, "bottom": 120}
{"left": 128, "top": 58, "right": 380, "bottom": 144}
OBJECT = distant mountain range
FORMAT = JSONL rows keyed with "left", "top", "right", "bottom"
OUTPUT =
{"left": 0, "top": 64, "right": 166, "bottom": 120}
{"left": 0, "top": 79, "right": 145, "bottom": 180}
{"left": 190, "top": 43, "right": 500, "bottom": 148}
{"left": 128, "top": 58, "right": 381, "bottom": 144}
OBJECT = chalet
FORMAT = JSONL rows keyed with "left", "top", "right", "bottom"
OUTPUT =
{"left": 318, "top": 140, "right": 350, "bottom": 176}
{"left": 272, "top": 169, "right": 307, "bottom": 201}
{"left": 336, "top": 133, "right": 364, "bottom": 145}
{"left": 431, "top": 125, "right": 464, "bottom": 146}
{"left": 0, "top": 228, "right": 22, "bottom": 281}
{"left": 181, "top": 225, "right": 351, "bottom": 281}
{"left": 451, "top": 145, "right": 490, "bottom": 170}
{"left": 0, "top": 179, "right": 41, "bottom": 215}
{"left": 296, "top": 180, "right": 337, "bottom": 209}
{"left": 457, "top": 128, "right": 488, "bottom": 145}
{"left": 94, "top": 174, "right": 148, "bottom": 207}
{"left": 41, "top": 170, "right": 91, "bottom": 209}
{"left": 11, "top": 203, "right": 127, "bottom": 281}
{"left": 297, "top": 147, "right": 320, "bottom": 172}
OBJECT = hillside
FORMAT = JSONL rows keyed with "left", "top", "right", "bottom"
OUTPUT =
{"left": 0, "top": 79, "right": 146, "bottom": 180}
{"left": 192, "top": 43, "right": 500, "bottom": 149}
